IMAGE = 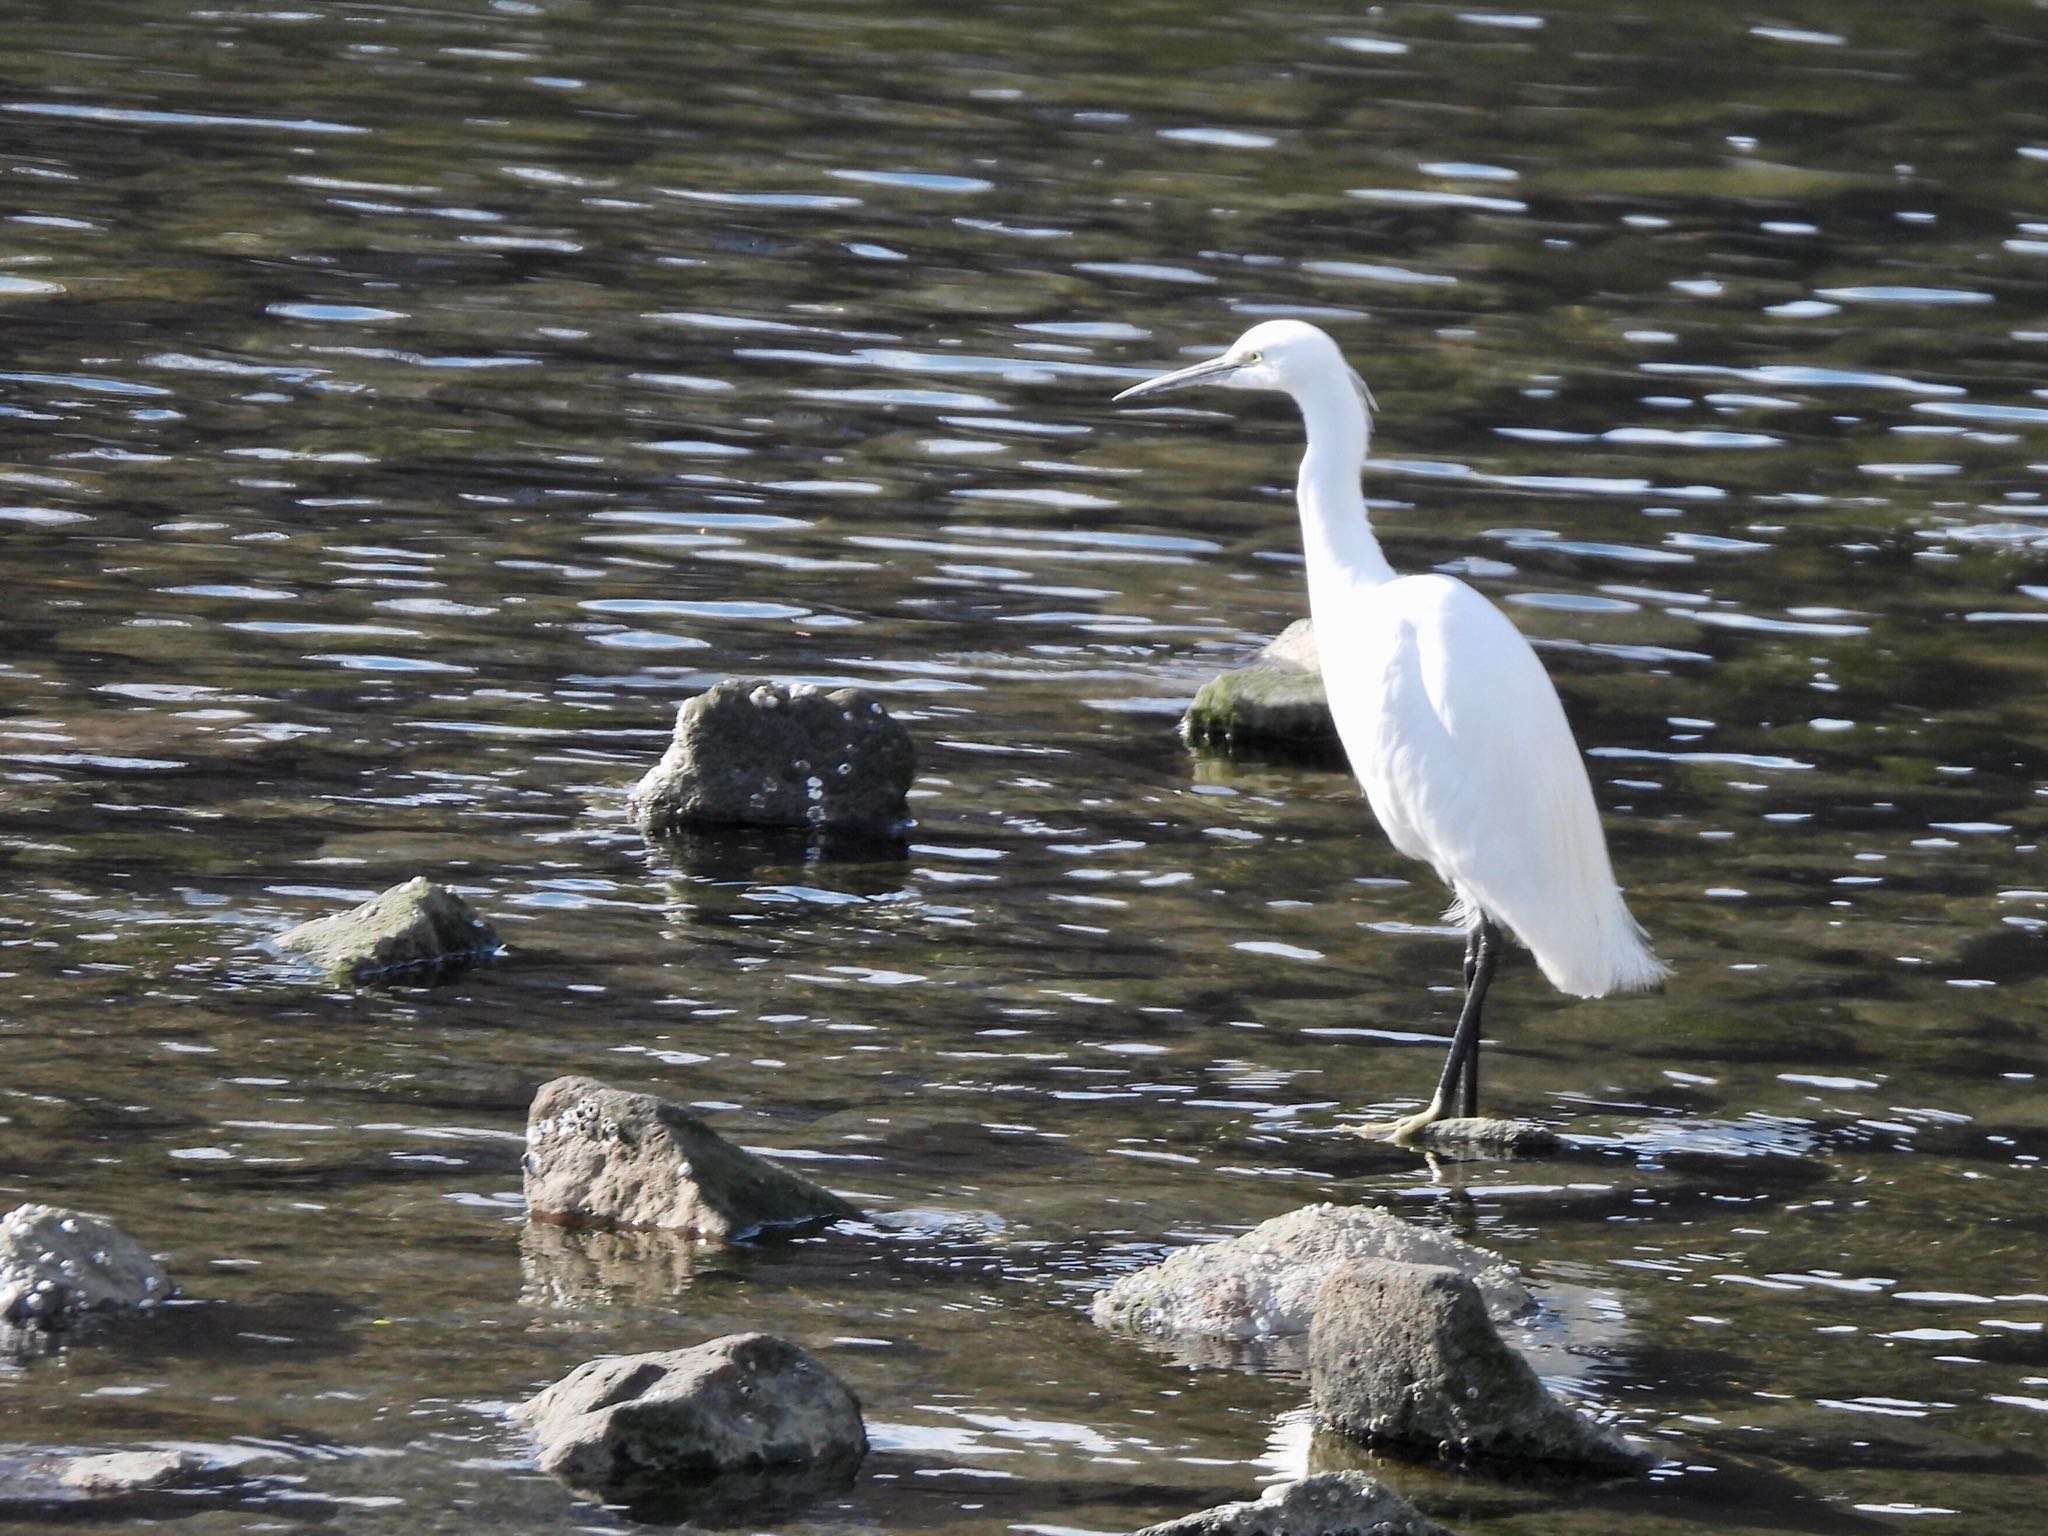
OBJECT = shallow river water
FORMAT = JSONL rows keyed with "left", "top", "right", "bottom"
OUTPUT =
{"left": 2, "top": 2, "right": 2045, "bottom": 1532}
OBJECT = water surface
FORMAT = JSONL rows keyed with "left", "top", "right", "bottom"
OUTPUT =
{"left": 1, "top": 3, "right": 2044, "bottom": 1532}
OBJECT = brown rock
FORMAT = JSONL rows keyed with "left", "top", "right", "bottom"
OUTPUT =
{"left": 1412, "top": 1117, "right": 1563, "bottom": 1158}
{"left": 1133, "top": 1470, "right": 1453, "bottom": 1535}
{"left": 1308, "top": 1258, "right": 1646, "bottom": 1473}
{"left": 1093, "top": 1202, "right": 1529, "bottom": 1344}
{"left": 274, "top": 876, "right": 499, "bottom": 981}
{"left": 522, "top": 1075, "right": 862, "bottom": 1238}
{"left": 513, "top": 1333, "right": 866, "bottom": 1499}
{"left": 59, "top": 1451, "right": 210, "bottom": 1495}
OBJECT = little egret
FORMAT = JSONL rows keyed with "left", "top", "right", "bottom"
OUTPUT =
{"left": 1115, "top": 320, "right": 1665, "bottom": 1140}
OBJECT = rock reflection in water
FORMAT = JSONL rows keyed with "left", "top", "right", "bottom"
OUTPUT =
{"left": 519, "top": 1223, "right": 723, "bottom": 1312}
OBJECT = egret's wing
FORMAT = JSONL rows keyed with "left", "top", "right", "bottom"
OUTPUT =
{"left": 1337, "top": 576, "right": 1662, "bottom": 997}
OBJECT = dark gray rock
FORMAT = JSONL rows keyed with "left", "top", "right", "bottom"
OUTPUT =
{"left": 0, "top": 1205, "right": 172, "bottom": 1339}
{"left": 1184, "top": 620, "right": 1338, "bottom": 752}
{"left": 59, "top": 1451, "right": 210, "bottom": 1495}
{"left": 1135, "top": 1470, "right": 1452, "bottom": 1536}
{"left": 523, "top": 1075, "right": 863, "bottom": 1239}
{"left": 1411, "top": 1118, "right": 1563, "bottom": 1158}
{"left": 513, "top": 1332, "right": 866, "bottom": 1503}
{"left": 1094, "top": 1203, "right": 1529, "bottom": 1345}
{"left": 1308, "top": 1258, "right": 1646, "bottom": 1473}
{"left": 273, "top": 876, "right": 499, "bottom": 981}
{"left": 628, "top": 678, "right": 914, "bottom": 839}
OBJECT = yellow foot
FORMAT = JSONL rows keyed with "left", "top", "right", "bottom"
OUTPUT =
{"left": 1350, "top": 1105, "right": 1446, "bottom": 1145}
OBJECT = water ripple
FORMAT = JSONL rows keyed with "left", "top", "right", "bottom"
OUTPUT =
{"left": 1, "top": 369, "right": 170, "bottom": 396}
{"left": 830, "top": 169, "right": 994, "bottom": 193}
{"left": 1329, "top": 35, "right": 1410, "bottom": 55}
{"left": 1671, "top": 608, "right": 1870, "bottom": 636}
{"left": 1643, "top": 362, "right": 1965, "bottom": 396}
{"left": 1347, "top": 188, "right": 1528, "bottom": 214}
{"left": 1159, "top": 127, "right": 1278, "bottom": 150}
{"left": 666, "top": 188, "right": 861, "bottom": 209}
{"left": 1603, "top": 427, "right": 1782, "bottom": 449}
{"left": 1303, "top": 259, "right": 1457, "bottom": 287}
{"left": 1075, "top": 261, "right": 1216, "bottom": 285}
{"left": 1912, "top": 401, "right": 2048, "bottom": 427}
{"left": 1815, "top": 285, "right": 1995, "bottom": 306}
{"left": 3, "top": 100, "right": 366, "bottom": 134}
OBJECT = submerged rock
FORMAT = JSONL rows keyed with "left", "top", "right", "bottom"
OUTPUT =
{"left": 0, "top": 1447, "right": 241, "bottom": 1516}
{"left": 1094, "top": 1202, "right": 1530, "bottom": 1346}
{"left": 628, "top": 678, "right": 914, "bottom": 839}
{"left": 273, "top": 876, "right": 500, "bottom": 981}
{"left": 1410, "top": 1117, "right": 1563, "bottom": 1159}
{"left": 59, "top": 1451, "right": 211, "bottom": 1495}
{"left": 514, "top": 1332, "right": 866, "bottom": 1506}
{"left": 1734, "top": 1402, "right": 2040, "bottom": 1474}
{"left": 0, "top": 1205, "right": 172, "bottom": 1340}
{"left": 523, "top": 1075, "right": 863, "bottom": 1239}
{"left": 1134, "top": 1470, "right": 1452, "bottom": 1536}
{"left": 1308, "top": 1258, "right": 1646, "bottom": 1473}
{"left": 1183, "top": 620, "right": 1338, "bottom": 753}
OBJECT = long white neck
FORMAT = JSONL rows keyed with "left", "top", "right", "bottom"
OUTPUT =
{"left": 1292, "top": 377, "right": 1396, "bottom": 611}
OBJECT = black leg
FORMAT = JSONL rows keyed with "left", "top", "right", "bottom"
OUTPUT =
{"left": 1461, "top": 1018, "right": 1480, "bottom": 1119}
{"left": 1429, "top": 918, "right": 1500, "bottom": 1122}
{"left": 1456, "top": 925, "right": 1482, "bottom": 1115}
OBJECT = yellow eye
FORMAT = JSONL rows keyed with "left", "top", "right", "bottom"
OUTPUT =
{"left": 1245, "top": 350, "right": 1263, "bottom": 363}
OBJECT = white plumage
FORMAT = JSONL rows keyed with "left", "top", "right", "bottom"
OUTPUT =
{"left": 1330, "top": 573, "right": 1664, "bottom": 999}
{"left": 1116, "top": 319, "right": 1664, "bottom": 1138}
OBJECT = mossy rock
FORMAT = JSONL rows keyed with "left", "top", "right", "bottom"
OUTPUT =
{"left": 1184, "top": 620, "right": 1340, "bottom": 754}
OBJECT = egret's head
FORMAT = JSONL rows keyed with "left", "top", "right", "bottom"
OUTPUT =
{"left": 1112, "top": 320, "right": 1374, "bottom": 412}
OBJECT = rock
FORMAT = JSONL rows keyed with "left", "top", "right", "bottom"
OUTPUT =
{"left": 0, "top": 1447, "right": 236, "bottom": 1515}
{"left": 628, "top": 678, "right": 914, "bottom": 839}
{"left": 523, "top": 1075, "right": 863, "bottom": 1239}
{"left": 1134, "top": 1470, "right": 1452, "bottom": 1536}
{"left": 1184, "top": 620, "right": 1338, "bottom": 753}
{"left": 273, "top": 876, "right": 500, "bottom": 981}
{"left": 1094, "top": 1203, "right": 1530, "bottom": 1345}
{"left": 59, "top": 1451, "right": 209, "bottom": 1495}
{"left": 0, "top": 1205, "right": 172, "bottom": 1337}
{"left": 514, "top": 1332, "right": 866, "bottom": 1503}
{"left": 1411, "top": 1118, "right": 1563, "bottom": 1159}
{"left": 1731, "top": 1403, "right": 2039, "bottom": 1474}
{"left": 1308, "top": 1258, "right": 1647, "bottom": 1473}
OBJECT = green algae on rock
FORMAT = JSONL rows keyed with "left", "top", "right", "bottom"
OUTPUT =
{"left": 273, "top": 877, "right": 501, "bottom": 983}
{"left": 1183, "top": 620, "right": 1339, "bottom": 754}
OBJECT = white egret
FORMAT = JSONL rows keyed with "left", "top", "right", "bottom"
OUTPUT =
{"left": 1115, "top": 320, "right": 1665, "bottom": 1141}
